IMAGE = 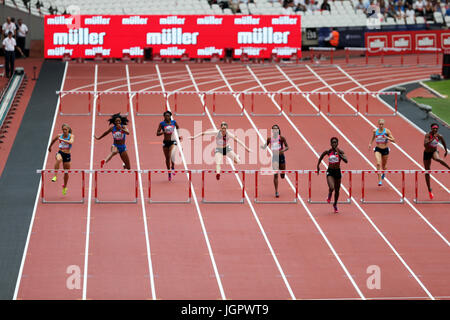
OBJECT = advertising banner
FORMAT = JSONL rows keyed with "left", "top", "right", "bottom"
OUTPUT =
{"left": 45, "top": 15, "right": 302, "bottom": 59}
{"left": 365, "top": 30, "right": 450, "bottom": 54}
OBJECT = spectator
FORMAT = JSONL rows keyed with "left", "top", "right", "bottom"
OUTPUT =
{"left": 3, "top": 31, "right": 24, "bottom": 78}
{"left": 16, "top": 19, "right": 28, "bottom": 57}
{"left": 414, "top": 0, "right": 426, "bottom": 16}
{"left": 320, "top": 0, "right": 331, "bottom": 11}
{"left": 294, "top": 1, "right": 306, "bottom": 12}
{"left": 386, "top": 3, "right": 397, "bottom": 18}
{"left": 379, "top": 0, "right": 387, "bottom": 18}
{"left": 405, "top": 2, "right": 416, "bottom": 18}
{"left": 306, "top": 0, "right": 318, "bottom": 12}
{"left": 395, "top": 0, "right": 406, "bottom": 19}
{"left": 2, "top": 17, "right": 16, "bottom": 38}
{"left": 355, "top": 0, "right": 365, "bottom": 11}
{"left": 424, "top": 1, "right": 435, "bottom": 20}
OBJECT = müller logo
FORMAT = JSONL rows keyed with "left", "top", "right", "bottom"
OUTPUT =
{"left": 85, "top": 16, "right": 111, "bottom": 25}
{"left": 47, "top": 47, "right": 73, "bottom": 56}
{"left": 160, "top": 47, "right": 186, "bottom": 56}
{"left": 85, "top": 47, "right": 111, "bottom": 56}
{"left": 198, "top": 47, "right": 223, "bottom": 56}
{"left": 122, "top": 16, "right": 148, "bottom": 25}
{"left": 53, "top": 28, "right": 106, "bottom": 45}
{"left": 123, "top": 47, "right": 144, "bottom": 56}
{"left": 234, "top": 16, "right": 260, "bottom": 25}
{"left": 147, "top": 28, "right": 199, "bottom": 45}
{"left": 47, "top": 16, "right": 73, "bottom": 25}
{"left": 271, "top": 16, "right": 297, "bottom": 25}
{"left": 197, "top": 16, "right": 223, "bottom": 25}
{"left": 160, "top": 16, "right": 185, "bottom": 25}
{"left": 237, "top": 27, "right": 290, "bottom": 44}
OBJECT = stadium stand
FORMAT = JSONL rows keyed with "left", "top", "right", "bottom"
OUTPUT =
{"left": 1, "top": 0, "right": 449, "bottom": 30}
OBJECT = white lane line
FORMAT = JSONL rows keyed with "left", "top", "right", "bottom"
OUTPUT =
{"left": 186, "top": 64, "right": 296, "bottom": 300}
{"left": 13, "top": 62, "right": 70, "bottom": 300}
{"left": 216, "top": 64, "right": 367, "bottom": 299}
{"left": 82, "top": 64, "right": 98, "bottom": 300}
{"left": 303, "top": 65, "right": 450, "bottom": 247}
{"left": 125, "top": 64, "right": 156, "bottom": 300}
{"left": 155, "top": 64, "right": 227, "bottom": 300}
{"left": 335, "top": 65, "right": 449, "bottom": 193}
{"left": 271, "top": 65, "right": 435, "bottom": 299}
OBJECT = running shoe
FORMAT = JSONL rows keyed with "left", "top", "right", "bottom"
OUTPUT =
{"left": 378, "top": 181, "right": 382, "bottom": 186}
{"left": 381, "top": 173, "right": 385, "bottom": 180}
{"left": 122, "top": 163, "right": 126, "bottom": 169}
{"left": 333, "top": 204, "right": 339, "bottom": 214}
{"left": 216, "top": 173, "right": 220, "bottom": 180}
{"left": 275, "top": 192, "right": 279, "bottom": 198}
{"left": 51, "top": 176, "right": 57, "bottom": 182}
{"left": 100, "top": 160, "right": 105, "bottom": 168}
{"left": 429, "top": 191, "right": 434, "bottom": 200}
{"left": 327, "top": 194, "right": 332, "bottom": 204}
{"left": 168, "top": 173, "right": 172, "bottom": 181}
{"left": 62, "top": 185, "right": 67, "bottom": 196}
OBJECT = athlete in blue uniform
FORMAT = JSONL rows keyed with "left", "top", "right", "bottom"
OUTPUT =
{"left": 157, "top": 111, "right": 182, "bottom": 181}
{"left": 260, "top": 125, "right": 289, "bottom": 198}
{"left": 95, "top": 113, "right": 131, "bottom": 169}
{"left": 48, "top": 123, "right": 74, "bottom": 195}
{"left": 317, "top": 137, "right": 348, "bottom": 214}
{"left": 368, "top": 119, "right": 395, "bottom": 186}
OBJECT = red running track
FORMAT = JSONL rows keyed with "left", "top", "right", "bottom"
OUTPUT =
{"left": 14, "top": 61, "right": 450, "bottom": 300}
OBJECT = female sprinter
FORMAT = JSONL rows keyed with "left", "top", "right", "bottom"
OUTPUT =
{"left": 423, "top": 123, "right": 450, "bottom": 199}
{"left": 156, "top": 111, "right": 182, "bottom": 181}
{"left": 317, "top": 137, "right": 348, "bottom": 213}
{"left": 368, "top": 119, "right": 396, "bottom": 186}
{"left": 48, "top": 123, "right": 74, "bottom": 195}
{"left": 260, "top": 124, "right": 289, "bottom": 198}
{"left": 94, "top": 113, "right": 131, "bottom": 170}
{"left": 189, "top": 121, "right": 251, "bottom": 180}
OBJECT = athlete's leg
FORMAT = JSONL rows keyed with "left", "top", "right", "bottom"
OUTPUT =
{"left": 162, "top": 146, "right": 171, "bottom": 169}
{"left": 374, "top": 151, "right": 383, "bottom": 184}
{"left": 119, "top": 151, "right": 131, "bottom": 170}
{"left": 52, "top": 153, "right": 63, "bottom": 181}
{"left": 326, "top": 174, "right": 334, "bottom": 200}
{"left": 432, "top": 151, "right": 450, "bottom": 169}
{"left": 423, "top": 158, "right": 432, "bottom": 192}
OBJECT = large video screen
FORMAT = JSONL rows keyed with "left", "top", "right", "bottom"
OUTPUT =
{"left": 45, "top": 15, "right": 302, "bottom": 59}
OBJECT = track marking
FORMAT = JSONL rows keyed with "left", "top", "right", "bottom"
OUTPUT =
{"left": 301, "top": 65, "right": 450, "bottom": 247}
{"left": 248, "top": 64, "right": 435, "bottom": 299}
{"left": 335, "top": 65, "right": 450, "bottom": 193}
{"left": 155, "top": 64, "right": 227, "bottom": 300}
{"left": 186, "top": 64, "right": 296, "bottom": 300}
{"left": 214, "top": 64, "right": 365, "bottom": 299}
{"left": 13, "top": 61, "right": 70, "bottom": 300}
{"left": 82, "top": 64, "right": 98, "bottom": 300}
{"left": 125, "top": 64, "right": 156, "bottom": 300}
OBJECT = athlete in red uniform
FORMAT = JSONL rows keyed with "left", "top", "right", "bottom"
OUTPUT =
{"left": 317, "top": 137, "right": 348, "bottom": 213}
{"left": 423, "top": 123, "right": 449, "bottom": 199}
{"left": 260, "top": 124, "right": 289, "bottom": 198}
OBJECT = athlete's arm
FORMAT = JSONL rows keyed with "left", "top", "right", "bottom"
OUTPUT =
{"left": 386, "top": 129, "right": 396, "bottom": 143}
{"left": 438, "top": 134, "right": 448, "bottom": 157}
{"left": 94, "top": 127, "right": 112, "bottom": 140}
{"left": 338, "top": 148, "right": 348, "bottom": 163}
{"left": 189, "top": 130, "right": 216, "bottom": 139}
{"left": 280, "top": 136, "right": 289, "bottom": 153}
{"left": 368, "top": 130, "right": 376, "bottom": 149}
{"left": 48, "top": 135, "right": 59, "bottom": 152}
{"left": 120, "top": 125, "right": 130, "bottom": 135}
{"left": 260, "top": 138, "right": 270, "bottom": 149}
{"left": 317, "top": 150, "right": 327, "bottom": 174}
{"left": 229, "top": 132, "right": 251, "bottom": 152}
{"left": 424, "top": 133, "right": 431, "bottom": 148}
{"left": 156, "top": 123, "right": 164, "bottom": 136}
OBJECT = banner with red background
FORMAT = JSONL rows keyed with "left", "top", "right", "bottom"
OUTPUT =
{"left": 365, "top": 30, "right": 450, "bottom": 54}
{"left": 45, "top": 15, "right": 302, "bottom": 59}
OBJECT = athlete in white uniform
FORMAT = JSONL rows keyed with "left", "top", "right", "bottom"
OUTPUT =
{"left": 48, "top": 124, "right": 74, "bottom": 195}
{"left": 369, "top": 119, "right": 395, "bottom": 186}
{"left": 189, "top": 122, "right": 252, "bottom": 180}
